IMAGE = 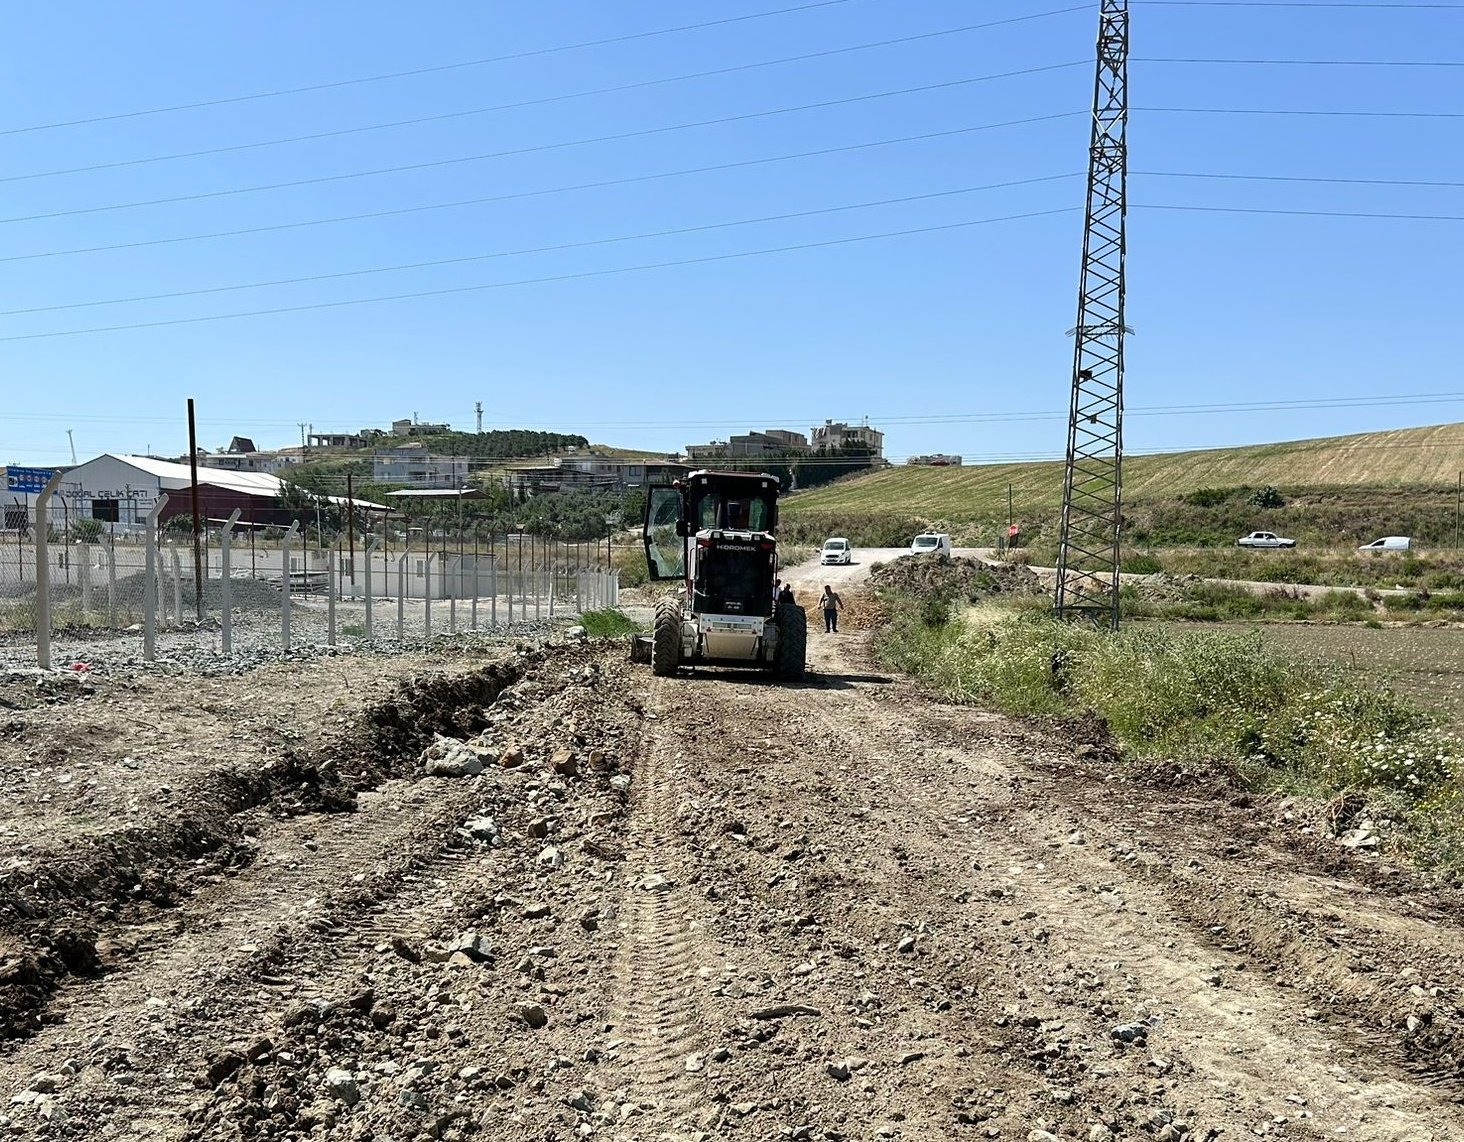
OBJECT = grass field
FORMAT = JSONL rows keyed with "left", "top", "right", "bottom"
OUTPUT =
{"left": 783, "top": 422, "right": 1464, "bottom": 530}
{"left": 1242, "top": 623, "right": 1464, "bottom": 732}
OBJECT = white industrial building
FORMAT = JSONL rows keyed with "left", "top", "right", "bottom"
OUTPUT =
{"left": 3, "top": 454, "right": 376, "bottom": 532}
{"left": 810, "top": 420, "right": 884, "bottom": 457}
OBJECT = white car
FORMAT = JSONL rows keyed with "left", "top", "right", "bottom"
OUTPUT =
{"left": 820, "top": 537, "right": 853, "bottom": 565}
{"left": 1236, "top": 531, "right": 1296, "bottom": 549}
{"left": 910, "top": 532, "right": 952, "bottom": 556}
{"left": 1359, "top": 536, "right": 1411, "bottom": 553}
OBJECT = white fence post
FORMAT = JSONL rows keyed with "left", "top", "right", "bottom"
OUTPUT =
{"left": 220, "top": 509, "right": 241, "bottom": 656}
{"left": 327, "top": 538, "right": 339, "bottom": 647}
{"left": 470, "top": 549, "right": 479, "bottom": 631}
{"left": 364, "top": 535, "right": 380, "bottom": 639}
{"left": 33, "top": 472, "right": 64, "bottom": 669}
{"left": 104, "top": 536, "right": 117, "bottom": 628}
{"left": 424, "top": 553, "right": 435, "bottom": 639}
{"left": 281, "top": 520, "right": 300, "bottom": 651}
{"left": 489, "top": 556, "right": 498, "bottom": 629}
{"left": 448, "top": 553, "right": 458, "bottom": 634}
{"left": 78, "top": 543, "right": 92, "bottom": 615}
{"left": 142, "top": 496, "right": 169, "bottom": 662}
{"left": 396, "top": 549, "right": 410, "bottom": 641}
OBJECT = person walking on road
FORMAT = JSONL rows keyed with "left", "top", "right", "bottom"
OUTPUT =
{"left": 821, "top": 585, "right": 842, "bottom": 633}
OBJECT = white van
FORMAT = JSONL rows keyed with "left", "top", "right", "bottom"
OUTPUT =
{"left": 820, "top": 537, "right": 852, "bottom": 566}
{"left": 910, "top": 532, "right": 953, "bottom": 556}
{"left": 1358, "top": 536, "right": 1411, "bottom": 553}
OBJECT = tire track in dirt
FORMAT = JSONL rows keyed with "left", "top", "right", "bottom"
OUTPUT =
{"left": 599, "top": 679, "right": 717, "bottom": 1140}
{"left": 800, "top": 629, "right": 1463, "bottom": 1140}
{"left": 0, "top": 649, "right": 645, "bottom": 1141}
{"left": 0, "top": 774, "right": 511, "bottom": 1141}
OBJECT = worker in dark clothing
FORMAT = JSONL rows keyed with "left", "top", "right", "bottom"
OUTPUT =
{"left": 821, "top": 585, "right": 842, "bottom": 633}
{"left": 778, "top": 583, "right": 796, "bottom": 607}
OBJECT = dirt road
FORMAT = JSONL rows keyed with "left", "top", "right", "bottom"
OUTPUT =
{"left": 3, "top": 622, "right": 1462, "bottom": 1139}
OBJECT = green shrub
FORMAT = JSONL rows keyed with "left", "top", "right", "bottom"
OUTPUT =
{"left": 1181, "top": 486, "right": 1246, "bottom": 508}
{"left": 579, "top": 609, "right": 641, "bottom": 638}
{"left": 1120, "top": 553, "right": 1164, "bottom": 575}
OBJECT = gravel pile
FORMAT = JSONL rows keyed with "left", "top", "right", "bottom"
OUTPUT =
{"left": 869, "top": 553, "right": 1043, "bottom": 601}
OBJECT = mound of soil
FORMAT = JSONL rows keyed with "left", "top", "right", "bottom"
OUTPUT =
{"left": 869, "top": 554, "right": 1042, "bottom": 601}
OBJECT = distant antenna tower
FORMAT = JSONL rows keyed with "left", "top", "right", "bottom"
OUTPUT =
{"left": 475, "top": 401, "right": 483, "bottom": 434}
{"left": 66, "top": 429, "right": 77, "bottom": 465}
{"left": 1055, "top": 0, "right": 1129, "bottom": 631}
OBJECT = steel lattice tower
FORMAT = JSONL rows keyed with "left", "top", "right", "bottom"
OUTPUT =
{"left": 1055, "top": 0, "right": 1128, "bottom": 630}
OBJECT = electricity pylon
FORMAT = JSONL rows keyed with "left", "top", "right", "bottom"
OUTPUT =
{"left": 1055, "top": 0, "right": 1129, "bottom": 631}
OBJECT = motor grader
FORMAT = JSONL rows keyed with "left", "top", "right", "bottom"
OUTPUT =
{"left": 629, "top": 470, "right": 806, "bottom": 679}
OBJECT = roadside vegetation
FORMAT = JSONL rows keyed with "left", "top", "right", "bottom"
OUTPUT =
{"left": 875, "top": 584, "right": 1464, "bottom": 873}
{"left": 578, "top": 608, "right": 641, "bottom": 638}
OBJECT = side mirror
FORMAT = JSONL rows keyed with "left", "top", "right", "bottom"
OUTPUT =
{"left": 675, "top": 520, "right": 690, "bottom": 538}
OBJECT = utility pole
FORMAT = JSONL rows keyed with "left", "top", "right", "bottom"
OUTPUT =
{"left": 299, "top": 422, "right": 308, "bottom": 455}
{"left": 187, "top": 398, "right": 205, "bottom": 620}
{"left": 1455, "top": 470, "right": 1461, "bottom": 550}
{"left": 475, "top": 401, "right": 483, "bottom": 434}
{"left": 1055, "top": 0, "right": 1128, "bottom": 631}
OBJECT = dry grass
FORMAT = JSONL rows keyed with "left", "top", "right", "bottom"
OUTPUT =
{"left": 784, "top": 422, "right": 1464, "bottom": 525}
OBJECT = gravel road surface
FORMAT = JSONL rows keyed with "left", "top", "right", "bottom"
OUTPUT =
{"left": 2, "top": 609, "right": 1461, "bottom": 1140}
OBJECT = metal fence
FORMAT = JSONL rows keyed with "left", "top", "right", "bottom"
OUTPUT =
{"left": 3, "top": 489, "right": 619, "bottom": 667}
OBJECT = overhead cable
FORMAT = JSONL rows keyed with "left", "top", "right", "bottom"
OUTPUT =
{"left": 0, "top": 175, "right": 1081, "bottom": 317}
{"left": 0, "top": 208, "right": 1076, "bottom": 343}
{"left": 1, "top": 9, "right": 1090, "bottom": 183}
{"left": 0, "top": 114, "right": 1087, "bottom": 264}
{"left": 0, "top": 0, "right": 866, "bottom": 136}
{"left": 0, "top": 64, "right": 1086, "bottom": 226}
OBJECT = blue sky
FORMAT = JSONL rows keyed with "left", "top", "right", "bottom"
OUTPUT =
{"left": 1, "top": 0, "right": 1461, "bottom": 467}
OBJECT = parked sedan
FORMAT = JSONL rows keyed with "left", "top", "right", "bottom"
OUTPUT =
{"left": 1236, "top": 531, "right": 1296, "bottom": 549}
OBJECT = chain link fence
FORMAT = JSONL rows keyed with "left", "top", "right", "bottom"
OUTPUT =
{"left": 3, "top": 507, "right": 619, "bottom": 668}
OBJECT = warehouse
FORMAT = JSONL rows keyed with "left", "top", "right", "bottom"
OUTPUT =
{"left": 3, "top": 454, "right": 382, "bottom": 532}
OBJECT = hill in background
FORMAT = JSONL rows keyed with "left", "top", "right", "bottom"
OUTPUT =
{"left": 780, "top": 422, "right": 1464, "bottom": 548}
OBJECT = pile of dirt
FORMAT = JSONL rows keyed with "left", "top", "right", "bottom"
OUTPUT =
{"left": 868, "top": 554, "right": 1042, "bottom": 601}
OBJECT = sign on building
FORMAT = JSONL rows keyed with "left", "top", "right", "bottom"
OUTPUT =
{"left": 4, "top": 466, "right": 56, "bottom": 494}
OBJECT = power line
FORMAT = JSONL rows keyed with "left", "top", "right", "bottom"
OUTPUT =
{"left": 0, "top": 112, "right": 1087, "bottom": 265}
{"left": 0, "top": 175, "right": 1081, "bottom": 317}
{"left": 1137, "top": 202, "right": 1464, "bottom": 221}
{"left": 0, "top": 0, "right": 863, "bottom": 137}
{"left": 3, "top": 390, "right": 1460, "bottom": 433}
{"left": 1139, "top": 169, "right": 1464, "bottom": 187}
{"left": 0, "top": 207, "right": 1077, "bottom": 343}
{"left": 1, "top": 9, "right": 1089, "bottom": 184}
{"left": 1139, "top": 104, "right": 1464, "bottom": 117}
{"left": 1136, "top": 1, "right": 1464, "bottom": 8}
{"left": 0, "top": 63, "right": 1087, "bottom": 227}
{"left": 1137, "top": 55, "right": 1464, "bottom": 64}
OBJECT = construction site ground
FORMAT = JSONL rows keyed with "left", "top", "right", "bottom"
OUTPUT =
{"left": 3, "top": 561, "right": 1463, "bottom": 1141}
